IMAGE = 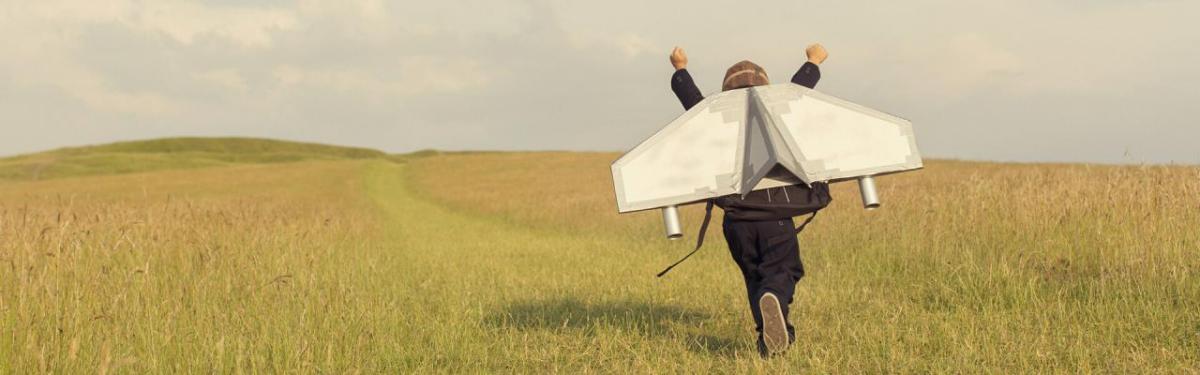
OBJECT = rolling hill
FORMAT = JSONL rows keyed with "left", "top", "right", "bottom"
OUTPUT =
{"left": 0, "top": 137, "right": 394, "bottom": 181}
{"left": 1, "top": 138, "right": 1196, "bottom": 372}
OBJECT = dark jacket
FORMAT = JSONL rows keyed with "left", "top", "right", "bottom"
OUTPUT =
{"left": 671, "top": 62, "right": 821, "bottom": 110}
{"left": 669, "top": 62, "right": 830, "bottom": 221}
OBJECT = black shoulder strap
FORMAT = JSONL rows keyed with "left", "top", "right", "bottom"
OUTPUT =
{"left": 765, "top": 211, "right": 819, "bottom": 247}
{"left": 655, "top": 200, "right": 714, "bottom": 278}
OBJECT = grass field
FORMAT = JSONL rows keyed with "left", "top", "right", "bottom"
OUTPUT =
{"left": 2, "top": 138, "right": 1198, "bottom": 373}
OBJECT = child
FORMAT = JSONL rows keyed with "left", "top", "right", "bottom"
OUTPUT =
{"left": 666, "top": 44, "right": 831, "bottom": 357}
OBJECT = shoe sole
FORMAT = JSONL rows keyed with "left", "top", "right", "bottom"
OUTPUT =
{"left": 759, "top": 292, "right": 788, "bottom": 355}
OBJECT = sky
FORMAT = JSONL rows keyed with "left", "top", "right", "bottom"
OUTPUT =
{"left": 2, "top": 0, "right": 1198, "bottom": 164}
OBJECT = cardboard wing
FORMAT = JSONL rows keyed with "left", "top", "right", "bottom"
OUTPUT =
{"left": 612, "top": 83, "right": 921, "bottom": 214}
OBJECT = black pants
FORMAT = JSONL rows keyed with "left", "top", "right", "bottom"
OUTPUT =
{"left": 722, "top": 216, "right": 805, "bottom": 339}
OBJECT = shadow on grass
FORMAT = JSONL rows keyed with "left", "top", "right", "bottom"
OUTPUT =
{"left": 486, "top": 297, "right": 742, "bottom": 357}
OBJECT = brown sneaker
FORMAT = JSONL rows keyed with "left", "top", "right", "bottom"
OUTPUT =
{"left": 759, "top": 292, "right": 789, "bottom": 356}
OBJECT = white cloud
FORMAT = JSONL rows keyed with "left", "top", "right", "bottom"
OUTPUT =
{"left": 0, "top": 0, "right": 1197, "bottom": 164}
{"left": 1, "top": 0, "right": 298, "bottom": 116}
{"left": 194, "top": 69, "right": 250, "bottom": 93}
{"left": 272, "top": 57, "right": 491, "bottom": 96}
{"left": 1, "top": 4, "right": 179, "bottom": 116}
{"left": 21, "top": 0, "right": 297, "bottom": 47}
{"left": 129, "top": 1, "right": 297, "bottom": 47}
{"left": 940, "top": 34, "right": 1023, "bottom": 91}
{"left": 879, "top": 33, "right": 1025, "bottom": 97}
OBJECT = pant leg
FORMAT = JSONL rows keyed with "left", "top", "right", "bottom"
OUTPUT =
{"left": 752, "top": 218, "right": 805, "bottom": 339}
{"left": 722, "top": 217, "right": 764, "bottom": 333}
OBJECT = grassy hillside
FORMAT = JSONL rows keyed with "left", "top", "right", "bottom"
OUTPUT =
{"left": 0, "top": 137, "right": 388, "bottom": 181}
{"left": 405, "top": 153, "right": 1200, "bottom": 372}
{"left": 1, "top": 143, "right": 1197, "bottom": 372}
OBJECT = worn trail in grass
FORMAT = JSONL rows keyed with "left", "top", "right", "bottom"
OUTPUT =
{"left": 367, "top": 162, "right": 784, "bottom": 373}
{"left": 4, "top": 148, "right": 1195, "bottom": 372}
{"left": 389, "top": 154, "right": 1200, "bottom": 373}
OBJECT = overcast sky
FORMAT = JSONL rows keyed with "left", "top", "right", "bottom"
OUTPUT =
{"left": 2, "top": 0, "right": 1198, "bottom": 164}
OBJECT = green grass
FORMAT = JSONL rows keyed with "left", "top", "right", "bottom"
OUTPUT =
{"left": 0, "top": 137, "right": 387, "bottom": 181}
{"left": 403, "top": 153, "right": 1200, "bottom": 372}
{"left": 1, "top": 140, "right": 1197, "bottom": 372}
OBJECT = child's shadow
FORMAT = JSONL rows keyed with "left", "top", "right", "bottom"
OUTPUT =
{"left": 486, "top": 297, "right": 742, "bottom": 357}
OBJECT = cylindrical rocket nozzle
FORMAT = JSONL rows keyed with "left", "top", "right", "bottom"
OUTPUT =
{"left": 858, "top": 176, "right": 880, "bottom": 210}
{"left": 662, "top": 205, "right": 683, "bottom": 240}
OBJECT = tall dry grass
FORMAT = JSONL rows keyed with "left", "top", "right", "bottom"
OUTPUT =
{"left": 2, "top": 149, "right": 1196, "bottom": 372}
{"left": 0, "top": 161, "right": 386, "bottom": 373}
{"left": 407, "top": 152, "right": 1200, "bottom": 372}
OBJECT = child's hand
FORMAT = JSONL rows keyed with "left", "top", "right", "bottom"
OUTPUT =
{"left": 806, "top": 43, "right": 828, "bottom": 65}
{"left": 670, "top": 47, "right": 688, "bottom": 70}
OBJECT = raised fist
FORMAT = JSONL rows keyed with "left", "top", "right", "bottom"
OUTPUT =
{"left": 806, "top": 43, "right": 828, "bottom": 65}
{"left": 670, "top": 46, "right": 688, "bottom": 70}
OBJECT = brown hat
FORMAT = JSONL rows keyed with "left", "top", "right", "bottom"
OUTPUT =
{"left": 722, "top": 60, "right": 769, "bottom": 91}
